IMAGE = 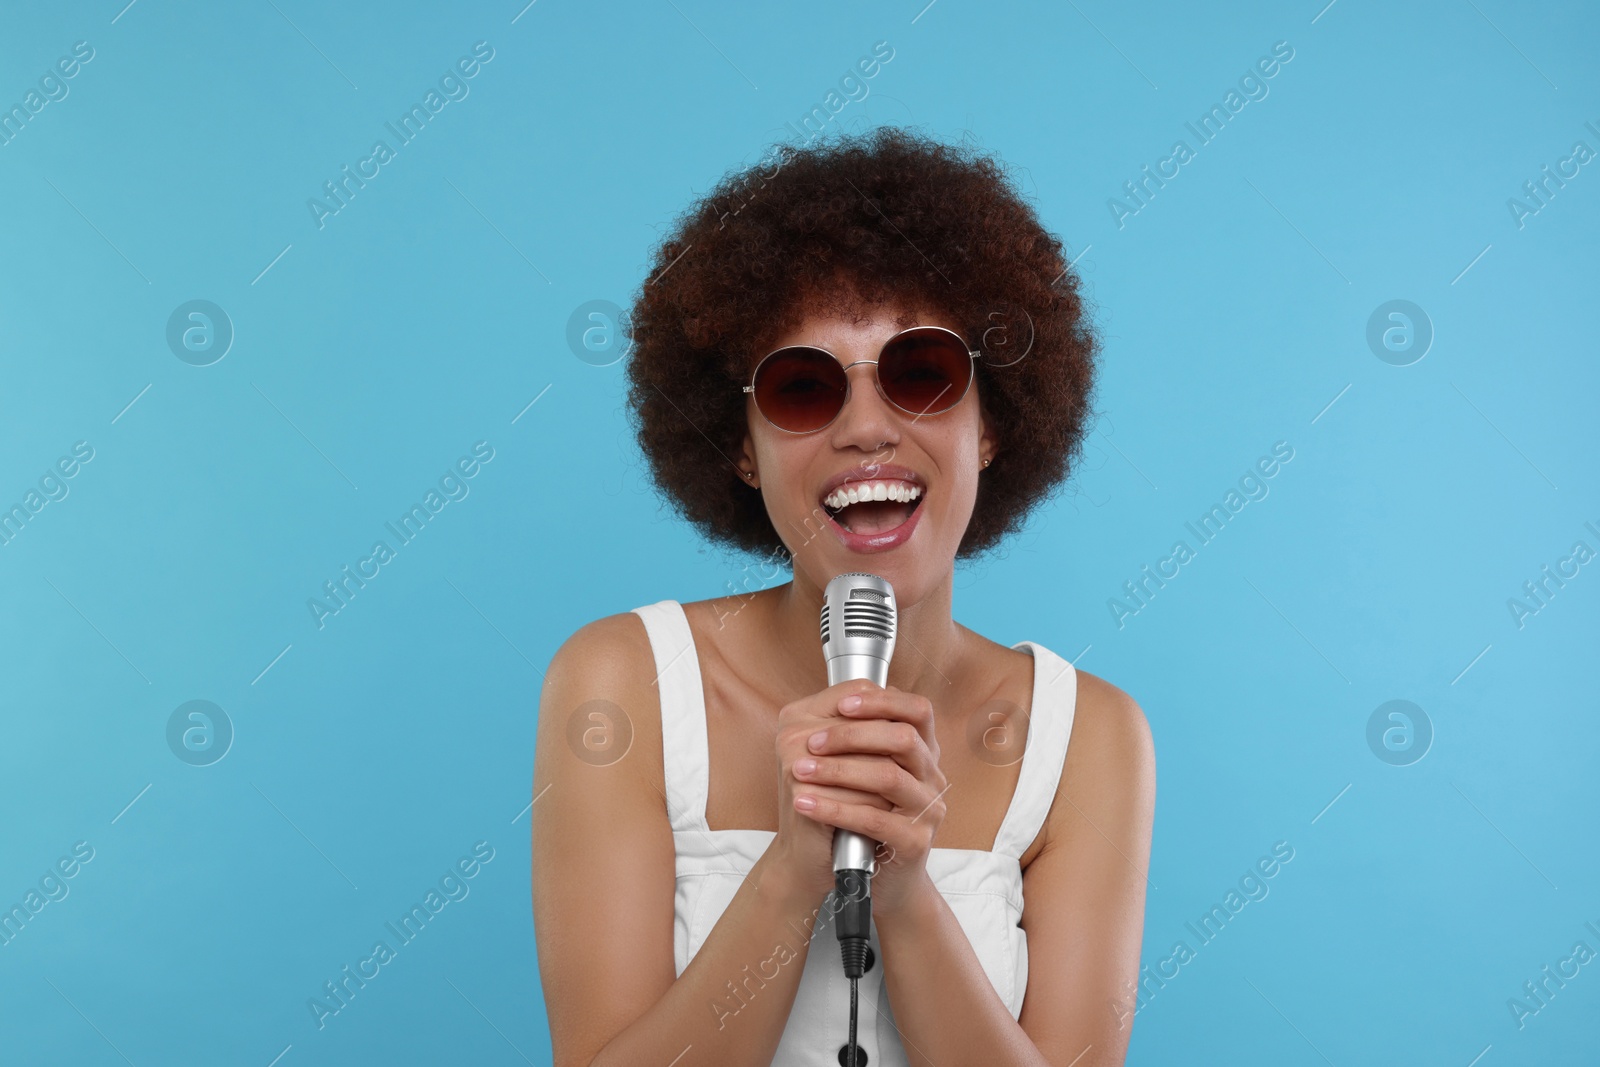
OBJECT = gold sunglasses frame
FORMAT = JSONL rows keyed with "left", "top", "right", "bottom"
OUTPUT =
{"left": 741, "top": 324, "right": 981, "bottom": 435}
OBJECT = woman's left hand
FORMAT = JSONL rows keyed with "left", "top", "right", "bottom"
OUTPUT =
{"left": 790, "top": 681, "right": 948, "bottom": 918}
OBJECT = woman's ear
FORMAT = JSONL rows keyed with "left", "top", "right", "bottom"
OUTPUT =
{"left": 978, "top": 407, "right": 999, "bottom": 468}
{"left": 739, "top": 431, "right": 759, "bottom": 487}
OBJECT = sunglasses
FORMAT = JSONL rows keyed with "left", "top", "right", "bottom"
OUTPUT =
{"left": 742, "top": 325, "right": 981, "bottom": 434}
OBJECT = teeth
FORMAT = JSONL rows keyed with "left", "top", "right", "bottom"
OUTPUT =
{"left": 822, "top": 480, "right": 923, "bottom": 510}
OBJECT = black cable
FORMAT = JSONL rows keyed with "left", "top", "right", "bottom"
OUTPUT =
{"left": 836, "top": 869, "right": 871, "bottom": 1066}
{"left": 848, "top": 976, "right": 859, "bottom": 1067}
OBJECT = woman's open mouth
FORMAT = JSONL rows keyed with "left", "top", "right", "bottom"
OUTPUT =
{"left": 819, "top": 478, "right": 926, "bottom": 551}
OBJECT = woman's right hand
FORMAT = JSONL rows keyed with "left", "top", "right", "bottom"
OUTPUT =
{"left": 766, "top": 679, "right": 895, "bottom": 903}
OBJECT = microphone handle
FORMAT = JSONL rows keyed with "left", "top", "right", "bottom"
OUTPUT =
{"left": 826, "top": 656, "right": 887, "bottom": 875}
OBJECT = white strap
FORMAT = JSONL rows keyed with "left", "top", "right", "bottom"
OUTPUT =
{"left": 629, "top": 600, "right": 710, "bottom": 833}
{"left": 990, "top": 642, "right": 1078, "bottom": 861}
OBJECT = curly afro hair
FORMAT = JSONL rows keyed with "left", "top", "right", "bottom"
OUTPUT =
{"left": 623, "top": 126, "right": 1101, "bottom": 562}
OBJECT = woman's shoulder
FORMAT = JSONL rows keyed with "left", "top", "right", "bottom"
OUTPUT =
{"left": 958, "top": 631, "right": 1153, "bottom": 784}
{"left": 1065, "top": 669, "right": 1153, "bottom": 770}
{"left": 1048, "top": 668, "right": 1155, "bottom": 833}
{"left": 545, "top": 608, "right": 660, "bottom": 689}
{"left": 1008, "top": 665, "right": 1155, "bottom": 883}
{"left": 535, "top": 609, "right": 668, "bottom": 788}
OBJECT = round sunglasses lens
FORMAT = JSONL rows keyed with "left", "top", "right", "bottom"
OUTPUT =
{"left": 879, "top": 330, "right": 972, "bottom": 416}
{"left": 753, "top": 348, "right": 847, "bottom": 432}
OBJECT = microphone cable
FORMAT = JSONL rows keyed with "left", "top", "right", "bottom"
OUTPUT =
{"left": 835, "top": 866, "right": 871, "bottom": 1066}
{"left": 848, "top": 975, "right": 860, "bottom": 1066}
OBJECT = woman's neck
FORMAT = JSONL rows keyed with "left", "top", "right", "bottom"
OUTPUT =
{"left": 757, "top": 575, "right": 967, "bottom": 703}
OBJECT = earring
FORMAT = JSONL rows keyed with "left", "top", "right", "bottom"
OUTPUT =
{"left": 744, "top": 470, "right": 755, "bottom": 481}
{"left": 982, "top": 458, "right": 991, "bottom": 469}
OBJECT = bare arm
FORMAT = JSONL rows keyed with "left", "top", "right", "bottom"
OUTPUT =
{"left": 530, "top": 614, "right": 871, "bottom": 1067}
{"left": 856, "top": 672, "right": 1157, "bottom": 1066}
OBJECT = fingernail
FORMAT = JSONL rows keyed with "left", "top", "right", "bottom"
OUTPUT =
{"left": 795, "top": 795, "right": 816, "bottom": 810}
{"left": 809, "top": 731, "right": 828, "bottom": 751}
{"left": 794, "top": 758, "right": 817, "bottom": 775}
{"left": 840, "top": 695, "right": 862, "bottom": 712}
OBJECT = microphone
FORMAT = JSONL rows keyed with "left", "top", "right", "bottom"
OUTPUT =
{"left": 820, "top": 572, "right": 897, "bottom": 982}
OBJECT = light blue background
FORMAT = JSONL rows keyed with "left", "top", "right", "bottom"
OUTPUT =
{"left": 2, "top": 1, "right": 1596, "bottom": 1064}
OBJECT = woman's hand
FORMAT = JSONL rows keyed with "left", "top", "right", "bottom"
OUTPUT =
{"left": 770, "top": 680, "right": 948, "bottom": 918}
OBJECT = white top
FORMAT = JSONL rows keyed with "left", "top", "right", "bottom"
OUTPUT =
{"left": 629, "top": 599, "right": 1079, "bottom": 1066}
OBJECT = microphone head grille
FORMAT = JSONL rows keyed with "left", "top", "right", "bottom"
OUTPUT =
{"left": 821, "top": 573, "right": 897, "bottom": 660}
{"left": 842, "top": 601, "right": 893, "bottom": 640}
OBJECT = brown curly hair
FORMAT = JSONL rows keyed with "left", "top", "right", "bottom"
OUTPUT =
{"left": 623, "top": 126, "right": 1101, "bottom": 562}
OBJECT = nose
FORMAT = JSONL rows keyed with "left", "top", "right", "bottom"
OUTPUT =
{"left": 827, "top": 360, "right": 900, "bottom": 454}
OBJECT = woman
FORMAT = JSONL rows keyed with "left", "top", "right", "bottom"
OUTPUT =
{"left": 533, "top": 127, "right": 1154, "bottom": 1067}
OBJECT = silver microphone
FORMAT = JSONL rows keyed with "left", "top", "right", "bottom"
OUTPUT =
{"left": 820, "top": 572, "right": 897, "bottom": 878}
